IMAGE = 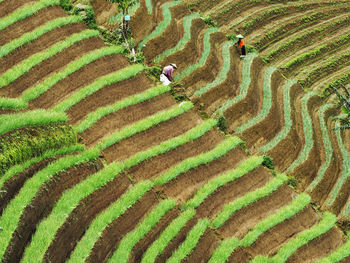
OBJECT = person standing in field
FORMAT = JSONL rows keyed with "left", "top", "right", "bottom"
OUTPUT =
{"left": 236, "top": 34, "right": 246, "bottom": 58}
{"left": 160, "top": 63, "right": 177, "bottom": 86}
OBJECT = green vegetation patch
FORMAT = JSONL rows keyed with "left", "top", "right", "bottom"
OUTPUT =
{"left": 317, "top": 235, "right": 350, "bottom": 262}
{"left": 208, "top": 237, "right": 240, "bottom": 263}
{"left": 0, "top": 124, "right": 77, "bottom": 176}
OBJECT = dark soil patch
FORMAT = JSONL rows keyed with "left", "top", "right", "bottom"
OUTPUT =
{"left": 0, "top": 0, "right": 33, "bottom": 18}
{"left": 130, "top": 1, "right": 155, "bottom": 45}
{"left": 227, "top": 246, "right": 250, "bottom": 263}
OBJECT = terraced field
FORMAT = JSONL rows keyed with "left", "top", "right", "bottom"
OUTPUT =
{"left": 0, "top": 0, "right": 349, "bottom": 262}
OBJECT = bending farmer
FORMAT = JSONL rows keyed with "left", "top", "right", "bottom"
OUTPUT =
{"left": 160, "top": 63, "right": 177, "bottom": 86}
{"left": 236, "top": 34, "right": 246, "bottom": 57}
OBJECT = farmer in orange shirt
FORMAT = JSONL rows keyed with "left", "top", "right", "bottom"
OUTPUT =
{"left": 236, "top": 34, "right": 246, "bottom": 57}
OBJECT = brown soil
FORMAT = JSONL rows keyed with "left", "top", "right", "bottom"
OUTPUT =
{"left": 3, "top": 37, "right": 105, "bottom": 98}
{"left": 159, "top": 18, "right": 207, "bottom": 68}
{"left": 0, "top": 157, "right": 56, "bottom": 216}
{"left": 142, "top": 5, "right": 189, "bottom": 63}
{"left": 227, "top": 246, "right": 250, "bottom": 263}
{"left": 328, "top": 179, "right": 350, "bottom": 217}
{"left": 0, "top": 6, "right": 67, "bottom": 46}
{"left": 30, "top": 53, "right": 130, "bottom": 109}
{"left": 44, "top": 174, "right": 131, "bottom": 263}
{"left": 192, "top": 45, "right": 241, "bottom": 114}
{"left": 127, "top": 128, "right": 223, "bottom": 182}
{"left": 266, "top": 83, "right": 305, "bottom": 171}
{"left": 183, "top": 32, "right": 227, "bottom": 95}
{"left": 0, "top": 23, "right": 87, "bottom": 75}
{"left": 218, "top": 185, "right": 295, "bottom": 239}
{"left": 102, "top": 110, "right": 200, "bottom": 163}
{"left": 86, "top": 191, "right": 158, "bottom": 263}
{"left": 196, "top": 166, "right": 273, "bottom": 220}
{"left": 2, "top": 160, "right": 103, "bottom": 263}
{"left": 287, "top": 227, "right": 345, "bottom": 263}
{"left": 130, "top": 207, "right": 179, "bottom": 262}
{"left": 0, "top": 0, "right": 33, "bottom": 18}
{"left": 80, "top": 93, "right": 176, "bottom": 147}
{"left": 130, "top": 1, "right": 155, "bottom": 45}
{"left": 239, "top": 70, "right": 285, "bottom": 152}
{"left": 91, "top": 0, "right": 114, "bottom": 25}
{"left": 154, "top": 216, "right": 198, "bottom": 263}
{"left": 183, "top": 228, "right": 218, "bottom": 263}
{"left": 247, "top": 206, "right": 318, "bottom": 257}
{"left": 67, "top": 73, "right": 152, "bottom": 125}
{"left": 225, "top": 58, "right": 265, "bottom": 133}
{"left": 161, "top": 147, "right": 248, "bottom": 203}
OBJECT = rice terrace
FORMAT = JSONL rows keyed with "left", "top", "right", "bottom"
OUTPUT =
{"left": 0, "top": 0, "right": 350, "bottom": 261}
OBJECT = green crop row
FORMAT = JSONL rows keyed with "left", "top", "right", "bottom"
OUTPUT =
{"left": 193, "top": 41, "right": 232, "bottom": 97}
{"left": 0, "top": 109, "right": 67, "bottom": 135}
{"left": 145, "top": 0, "right": 153, "bottom": 14}
{"left": 96, "top": 101, "right": 193, "bottom": 150}
{"left": 53, "top": 64, "right": 144, "bottom": 112}
{"left": 0, "top": 124, "right": 77, "bottom": 176}
{"left": 241, "top": 193, "right": 311, "bottom": 247}
{"left": 110, "top": 199, "right": 176, "bottom": 263}
{"left": 299, "top": 52, "right": 350, "bottom": 89}
{"left": 75, "top": 84, "right": 171, "bottom": 133}
{"left": 108, "top": 2, "right": 140, "bottom": 24}
{"left": 211, "top": 173, "right": 287, "bottom": 228}
{"left": 153, "top": 136, "right": 243, "bottom": 186}
{"left": 23, "top": 119, "right": 216, "bottom": 262}
{"left": 307, "top": 104, "right": 334, "bottom": 192}
{"left": 235, "top": 66, "right": 276, "bottom": 133}
{"left": 68, "top": 180, "right": 153, "bottom": 262}
{"left": 0, "top": 15, "right": 83, "bottom": 58}
{"left": 286, "top": 91, "right": 317, "bottom": 173}
{"left": 317, "top": 235, "right": 350, "bottom": 263}
{"left": 174, "top": 27, "right": 218, "bottom": 81}
{"left": 0, "top": 0, "right": 59, "bottom": 31}
{"left": 264, "top": 16, "right": 350, "bottom": 62}
{"left": 207, "top": 237, "right": 240, "bottom": 263}
{"left": 282, "top": 33, "right": 350, "bottom": 72}
{"left": 183, "top": 155, "right": 264, "bottom": 210}
{"left": 167, "top": 219, "right": 210, "bottom": 263}
{"left": 325, "top": 118, "right": 350, "bottom": 207}
{"left": 154, "top": 13, "right": 200, "bottom": 63}
{"left": 330, "top": 72, "right": 350, "bottom": 89}
{"left": 0, "top": 29, "right": 99, "bottom": 89}
{"left": 138, "top": 1, "right": 181, "bottom": 51}
{"left": 252, "top": 212, "right": 336, "bottom": 262}
{"left": 0, "top": 148, "right": 99, "bottom": 259}
{"left": 215, "top": 52, "right": 257, "bottom": 115}
{"left": 141, "top": 209, "right": 196, "bottom": 263}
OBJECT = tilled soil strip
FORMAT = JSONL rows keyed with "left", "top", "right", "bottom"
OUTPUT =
{"left": 0, "top": 0, "right": 33, "bottom": 18}
{"left": 0, "top": 6, "right": 67, "bottom": 46}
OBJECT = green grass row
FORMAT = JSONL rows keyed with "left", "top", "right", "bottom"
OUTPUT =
{"left": 252, "top": 212, "right": 336, "bottom": 262}
{"left": 167, "top": 219, "right": 210, "bottom": 263}
{"left": 153, "top": 13, "right": 201, "bottom": 63}
{"left": 282, "top": 33, "right": 350, "bottom": 72}
{"left": 264, "top": 16, "right": 350, "bottom": 62}
{"left": 153, "top": 136, "right": 243, "bottom": 186}
{"left": 22, "top": 119, "right": 216, "bottom": 262}
{"left": 215, "top": 52, "right": 257, "bottom": 115}
{"left": 259, "top": 80, "right": 297, "bottom": 152}
{"left": 0, "top": 46, "right": 125, "bottom": 110}
{"left": 0, "top": 124, "right": 77, "bottom": 176}
{"left": 317, "top": 235, "right": 350, "bottom": 263}
{"left": 145, "top": 0, "right": 154, "bottom": 14}
{"left": 138, "top": 1, "right": 181, "bottom": 51}
{"left": 0, "top": 109, "right": 67, "bottom": 135}
{"left": 207, "top": 237, "right": 240, "bottom": 263}
{"left": 0, "top": 0, "right": 59, "bottom": 31}
{"left": 0, "top": 144, "right": 83, "bottom": 190}
{"left": 53, "top": 64, "right": 144, "bottom": 112}
{"left": 96, "top": 101, "right": 193, "bottom": 150}
{"left": 108, "top": 2, "right": 140, "bottom": 24}
{"left": 307, "top": 104, "right": 334, "bottom": 192}
{"left": 174, "top": 27, "right": 218, "bottom": 81}
{"left": 286, "top": 91, "right": 317, "bottom": 173}
{"left": 183, "top": 155, "right": 264, "bottom": 210}
{"left": 211, "top": 173, "right": 288, "bottom": 228}
{"left": 109, "top": 199, "right": 176, "bottom": 263}
{"left": 75, "top": 84, "right": 171, "bottom": 133}
{"left": 193, "top": 41, "right": 232, "bottom": 97}
{"left": 0, "top": 149, "right": 99, "bottom": 259}
{"left": 0, "top": 15, "right": 83, "bottom": 58}
{"left": 235, "top": 66, "right": 276, "bottom": 133}
{"left": 0, "top": 29, "right": 99, "bottom": 89}
{"left": 141, "top": 209, "right": 196, "bottom": 263}
{"left": 330, "top": 72, "right": 350, "bottom": 89}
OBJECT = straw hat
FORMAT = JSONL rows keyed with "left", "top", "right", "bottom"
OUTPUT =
{"left": 170, "top": 63, "right": 178, "bottom": 69}
{"left": 236, "top": 34, "right": 244, "bottom": 39}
